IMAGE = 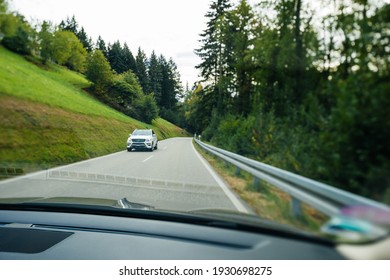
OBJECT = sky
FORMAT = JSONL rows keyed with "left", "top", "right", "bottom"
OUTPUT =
{"left": 10, "top": 0, "right": 214, "bottom": 87}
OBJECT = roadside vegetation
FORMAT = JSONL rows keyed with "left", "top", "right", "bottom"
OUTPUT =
{"left": 1, "top": 0, "right": 389, "bottom": 204}
{"left": 0, "top": 0, "right": 188, "bottom": 175}
{"left": 185, "top": 0, "right": 390, "bottom": 204}
{"left": 0, "top": 0, "right": 184, "bottom": 125}
{"left": 194, "top": 140, "right": 328, "bottom": 233}
{"left": 0, "top": 46, "right": 186, "bottom": 174}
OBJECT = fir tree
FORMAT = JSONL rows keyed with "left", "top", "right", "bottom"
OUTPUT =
{"left": 77, "top": 27, "right": 93, "bottom": 52}
{"left": 148, "top": 51, "right": 163, "bottom": 103}
{"left": 108, "top": 40, "right": 126, "bottom": 74}
{"left": 195, "top": 0, "right": 232, "bottom": 113}
{"left": 122, "top": 43, "right": 137, "bottom": 74}
{"left": 59, "top": 15, "right": 78, "bottom": 34}
{"left": 96, "top": 35, "right": 108, "bottom": 58}
{"left": 195, "top": 0, "right": 232, "bottom": 83}
{"left": 135, "top": 47, "right": 150, "bottom": 93}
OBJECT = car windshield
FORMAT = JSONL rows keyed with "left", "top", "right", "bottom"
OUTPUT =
{"left": 132, "top": 130, "right": 152, "bottom": 136}
{"left": 0, "top": 0, "right": 389, "bottom": 249}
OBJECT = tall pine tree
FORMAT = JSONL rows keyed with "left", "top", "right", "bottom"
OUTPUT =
{"left": 59, "top": 15, "right": 78, "bottom": 34}
{"left": 195, "top": 0, "right": 232, "bottom": 113}
{"left": 122, "top": 43, "right": 137, "bottom": 74}
{"left": 228, "top": 0, "right": 255, "bottom": 116}
{"left": 108, "top": 40, "right": 126, "bottom": 74}
{"left": 77, "top": 27, "right": 93, "bottom": 52}
{"left": 195, "top": 0, "right": 232, "bottom": 82}
{"left": 148, "top": 51, "right": 163, "bottom": 103}
{"left": 135, "top": 47, "right": 150, "bottom": 93}
{"left": 96, "top": 35, "right": 108, "bottom": 58}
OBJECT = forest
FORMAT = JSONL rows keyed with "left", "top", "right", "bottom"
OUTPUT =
{"left": 185, "top": 0, "right": 389, "bottom": 203}
{"left": 0, "top": 0, "right": 184, "bottom": 124}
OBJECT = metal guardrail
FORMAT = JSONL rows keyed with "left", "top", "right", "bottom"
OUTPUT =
{"left": 194, "top": 138, "right": 390, "bottom": 218}
{"left": 0, "top": 167, "right": 24, "bottom": 178}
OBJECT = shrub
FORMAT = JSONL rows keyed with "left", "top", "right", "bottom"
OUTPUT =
{"left": 134, "top": 94, "right": 159, "bottom": 124}
{"left": 2, "top": 26, "right": 30, "bottom": 55}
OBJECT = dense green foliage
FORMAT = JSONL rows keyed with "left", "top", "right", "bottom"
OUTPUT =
{"left": 0, "top": 9, "right": 32, "bottom": 55}
{"left": 0, "top": 1, "right": 183, "bottom": 125}
{"left": 85, "top": 49, "right": 113, "bottom": 92}
{"left": 187, "top": 0, "right": 390, "bottom": 202}
{"left": 52, "top": 30, "right": 87, "bottom": 71}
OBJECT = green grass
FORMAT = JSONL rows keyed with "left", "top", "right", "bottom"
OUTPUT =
{"left": 0, "top": 46, "right": 188, "bottom": 174}
{"left": 0, "top": 46, "right": 138, "bottom": 122}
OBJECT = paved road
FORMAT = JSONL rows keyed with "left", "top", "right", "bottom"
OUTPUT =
{"left": 0, "top": 138, "right": 248, "bottom": 212}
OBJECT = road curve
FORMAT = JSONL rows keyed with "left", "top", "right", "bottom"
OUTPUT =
{"left": 0, "top": 138, "right": 249, "bottom": 213}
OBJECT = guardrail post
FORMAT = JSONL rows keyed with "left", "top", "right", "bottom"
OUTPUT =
{"left": 235, "top": 167, "right": 241, "bottom": 176}
{"left": 291, "top": 197, "right": 302, "bottom": 218}
{"left": 253, "top": 177, "right": 261, "bottom": 191}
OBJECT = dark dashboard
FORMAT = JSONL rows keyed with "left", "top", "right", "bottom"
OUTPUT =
{"left": 0, "top": 208, "right": 345, "bottom": 259}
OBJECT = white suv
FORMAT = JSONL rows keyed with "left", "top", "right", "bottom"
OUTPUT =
{"left": 126, "top": 129, "right": 158, "bottom": 152}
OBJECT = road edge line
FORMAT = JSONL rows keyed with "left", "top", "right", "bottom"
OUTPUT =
{"left": 191, "top": 139, "right": 250, "bottom": 213}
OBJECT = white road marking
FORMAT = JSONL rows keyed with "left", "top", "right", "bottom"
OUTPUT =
{"left": 191, "top": 140, "right": 250, "bottom": 213}
{"left": 0, "top": 150, "right": 126, "bottom": 185}
{"left": 142, "top": 155, "right": 154, "bottom": 163}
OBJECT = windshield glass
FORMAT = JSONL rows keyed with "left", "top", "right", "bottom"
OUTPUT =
{"left": 132, "top": 130, "right": 152, "bottom": 136}
{"left": 0, "top": 0, "right": 389, "bottom": 247}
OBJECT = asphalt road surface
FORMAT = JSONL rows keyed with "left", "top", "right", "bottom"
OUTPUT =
{"left": 0, "top": 138, "right": 249, "bottom": 212}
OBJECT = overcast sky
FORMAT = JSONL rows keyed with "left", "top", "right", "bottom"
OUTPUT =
{"left": 10, "top": 0, "right": 214, "bottom": 87}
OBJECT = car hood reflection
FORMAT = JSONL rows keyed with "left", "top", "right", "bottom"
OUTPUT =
{"left": 0, "top": 196, "right": 154, "bottom": 210}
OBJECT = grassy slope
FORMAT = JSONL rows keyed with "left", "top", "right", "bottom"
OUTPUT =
{"left": 0, "top": 46, "right": 187, "bottom": 173}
